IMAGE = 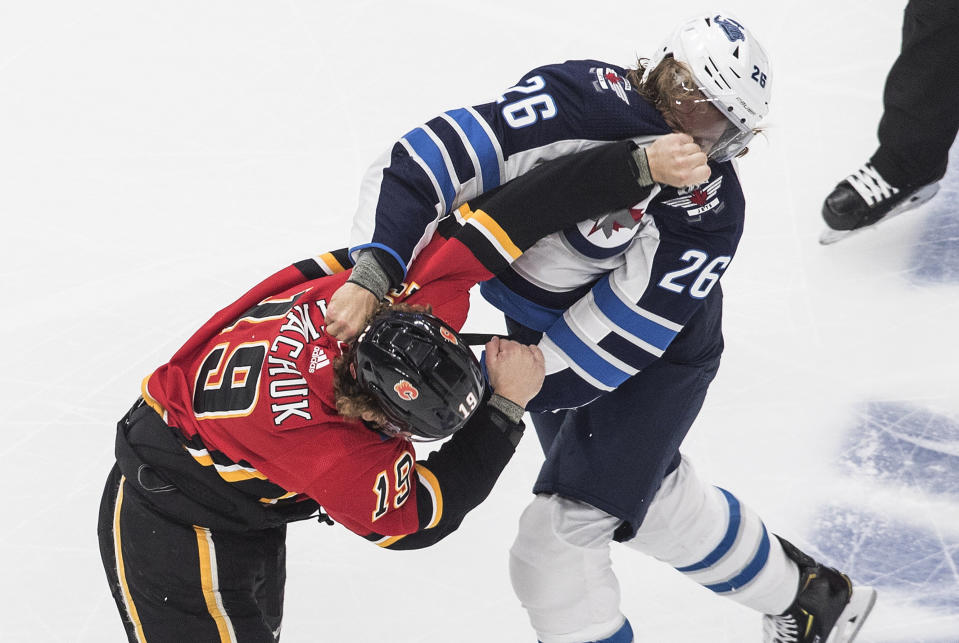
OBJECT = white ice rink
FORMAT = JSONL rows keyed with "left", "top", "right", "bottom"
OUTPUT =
{"left": 2, "top": 1, "right": 957, "bottom": 641}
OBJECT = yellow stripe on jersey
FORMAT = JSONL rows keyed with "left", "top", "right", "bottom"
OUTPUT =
{"left": 214, "top": 467, "right": 269, "bottom": 483}
{"left": 113, "top": 477, "right": 147, "bottom": 643}
{"left": 455, "top": 204, "right": 522, "bottom": 260}
{"left": 141, "top": 374, "right": 167, "bottom": 420}
{"left": 455, "top": 203, "right": 474, "bottom": 222}
{"left": 194, "top": 527, "right": 238, "bottom": 643}
{"left": 375, "top": 534, "right": 406, "bottom": 548}
{"left": 183, "top": 446, "right": 269, "bottom": 482}
{"left": 259, "top": 490, "right": 298, "bottom": 504}
{"left": 318, "top": 252, "right": 347, "bottom": 274}
{"left": 415, "top": 464, "right": 443, "bottom": 529}
{"left": 375, "top": 464, "right": 444, "bottom": 548}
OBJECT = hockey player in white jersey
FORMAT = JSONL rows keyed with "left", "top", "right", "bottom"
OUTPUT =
{"left": 327, "top": 12, "right": 876, "bottom": 643}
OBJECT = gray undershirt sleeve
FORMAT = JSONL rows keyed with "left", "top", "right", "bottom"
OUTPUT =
{"left": 346, "top": 250, "right": 391, "bottom": 301}
{"left": 631, "top": 146, "right": 656, "bottom": 188}
{"left": 487, "top": 393, "right": 526, "bottom": 424}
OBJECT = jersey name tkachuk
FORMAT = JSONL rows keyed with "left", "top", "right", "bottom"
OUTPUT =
{"left": 138, "top": 235, "right": 500, "bottom": 539}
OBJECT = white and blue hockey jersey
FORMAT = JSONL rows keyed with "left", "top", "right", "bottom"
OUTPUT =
{"left": 349, "top": 59, "right": 746, "bottom": 411}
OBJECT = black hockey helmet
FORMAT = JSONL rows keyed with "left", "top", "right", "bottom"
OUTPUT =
{"left": 352, "top": 311, "right": 486, "bottom": 440}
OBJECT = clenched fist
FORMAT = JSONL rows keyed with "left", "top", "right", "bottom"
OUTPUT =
{"left": 484, "top": 337, "right": 545, "bottom": 409}
{"left": 644, "top": 132, "right": 711, "bottom": 187}
{"left": 325, "top": 282, "right": 379, "bottom": 342}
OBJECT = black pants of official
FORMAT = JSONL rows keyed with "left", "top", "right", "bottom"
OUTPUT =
{"left": 871, "top": 0, "right": 959, "bottom": 188}
{"left": 97, "top": 464, "right": 287, "bottom": 642}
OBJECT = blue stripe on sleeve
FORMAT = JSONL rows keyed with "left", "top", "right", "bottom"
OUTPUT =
{"left": 592, "top": 276, "right": 678, "bottom": 351}
{"left": 426, "top": 117, "right": 476, "bottom": 185}
{"left": 546, "top": 317, "right": 630, "bottom": 388}
{"left": 704, "top": 525, "right": 771, "bottom": 594}
{"left": 444, "top": 108, "right": 501, "bottom": 191}
{"left": 675, "top": 488, "right": 741, "bottom": 573}
{"left": 479, "top": 279, "right": 564, "bottom": 332}
{"left": 402, "top": 127, "right": 456, "bottom": 212}
{"left": 349, "top": 243, "right": 408, "bottom": 278}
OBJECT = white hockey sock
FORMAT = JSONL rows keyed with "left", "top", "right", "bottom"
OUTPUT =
{"left": 509, "top": 494, "right": 626, "bottom": 643}
{"left": 624, "top": 458, "right": 799, "bottom": 615}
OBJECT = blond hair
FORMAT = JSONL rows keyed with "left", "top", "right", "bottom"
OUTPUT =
{"left": 626, "top": 56, "right": 701, "bottom": 132}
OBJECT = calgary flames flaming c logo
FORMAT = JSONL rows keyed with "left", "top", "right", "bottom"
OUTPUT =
{"left": 393, "top": 380, "right": 419, "bottom": 401}
{"left": 439, "top": 327, "right": 458, "bottom": 345}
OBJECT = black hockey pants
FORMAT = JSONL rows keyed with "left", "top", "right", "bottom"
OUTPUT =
{"left": 98, "top": 463, "right": 287, "bottom": 642}
{"left": 97, "top": 401, "right": 314, "bottom": 642}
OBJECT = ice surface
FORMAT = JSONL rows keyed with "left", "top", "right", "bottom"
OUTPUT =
{"left": 1, "top": 1, "right": 957, "bottom": 641}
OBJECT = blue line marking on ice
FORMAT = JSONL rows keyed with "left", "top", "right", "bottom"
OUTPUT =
{"left": 810, "top": 401, "right": 959, "bottom": 615}
{"left": 812, "top": 505, "right": 959, "bottom": 611}
{"left": 839, "top": 401, "right": 959, "bottom": 495}
{"left": 907, "top": 143, "right": 959, "bottom": 284}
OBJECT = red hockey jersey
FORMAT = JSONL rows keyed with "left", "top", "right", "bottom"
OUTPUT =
{"left": 137, "top": 141, "right": 652, "bottom": 543}
{"left": 142, "top": 235, "right": 490, "bottom": 539}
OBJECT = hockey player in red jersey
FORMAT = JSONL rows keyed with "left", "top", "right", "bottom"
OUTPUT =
{"left": 96, "top": 141, "right": 658, "bottom": 642}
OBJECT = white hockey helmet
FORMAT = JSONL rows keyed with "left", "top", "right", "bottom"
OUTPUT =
{"left": 643, "top": 13, "right": 772, "bottom": 162}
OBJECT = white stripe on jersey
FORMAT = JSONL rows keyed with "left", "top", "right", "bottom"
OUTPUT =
{"left": 511, "top": 234, "right": 624, "bottom": 292}
{"left": 539, "top": 333, "right": 616, "bottom": 392}
{"left": 463, "top": 106, "right": 506, "bottom": 184}
{"left": 503, "top": 139, "right": 595, "bottom": 184}
{"left": 406, "top": 217, "right": 441, "bottom": 273}
{"left": 466, "top": 217, "right": 520, "bottom": 264}
{"left": 398, "top": 138, "right": 449, "bottom": 216}
{"left": 608, "top": 270, "right": 684, "bottom": 333}
{"left": 421, "top": 125, "right": 463, "bottom": 204}
{"left": 439, "top": 111, "right": 489, "bottom": 196}
{"left": 566, "top": 296, "right": 645, "bottom": 371}
{"left": 580, "top": 290, "right": 665, "bottom": 359}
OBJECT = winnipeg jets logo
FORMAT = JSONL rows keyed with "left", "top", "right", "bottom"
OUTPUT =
{"left": 393, "top": 380, "right": 419, "bottom": 401}
{"left": 590, "top": 67, "right": 632, "bottom": 104}
{"left": 714, "top": 15, "right": 746, "bottom": 42}
{"left": 588, "top": 207, "right": 646, "bottom": 238}
{"left": 439, "top": 327, "right": 458, "bottom": 345}
{"left": 662, "top": 176, "right": 725, "bottom": 218}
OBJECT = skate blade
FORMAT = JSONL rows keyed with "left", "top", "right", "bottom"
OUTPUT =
{"left": 826, "top": 586, "right": 877, "bottom": 643}
{"left": 818, "top": 182, "right": 941, "bottom": 245}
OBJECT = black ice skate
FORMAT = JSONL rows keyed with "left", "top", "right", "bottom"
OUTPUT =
{"left": 762, "top": 538, "right": 876, "bottom": 643}
{"left": 819, "top": 162, "right": 939, "bottom": 245}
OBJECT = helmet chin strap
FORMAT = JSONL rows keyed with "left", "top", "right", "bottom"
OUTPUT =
{"left": 371, "top": 415, "right": 444, "bottom": 443}
{"left": 459, "top": 332, "right": 514, "bottom": 346}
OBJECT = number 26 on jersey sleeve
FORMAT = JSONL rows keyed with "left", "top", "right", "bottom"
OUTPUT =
{"left": 497, "top": 75, "right": 558, "bottom": 129}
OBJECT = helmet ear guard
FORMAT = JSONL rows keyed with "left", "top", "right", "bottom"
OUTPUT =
{"left": 352, "top": 311, "right": 486, "bottom": 441}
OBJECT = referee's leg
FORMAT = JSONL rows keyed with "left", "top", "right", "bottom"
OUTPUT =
{"left": 97, "top": 464, "right": 284, "bottom": 642}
